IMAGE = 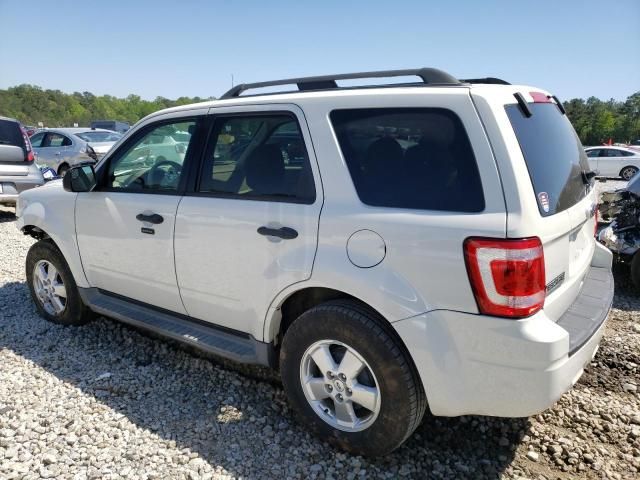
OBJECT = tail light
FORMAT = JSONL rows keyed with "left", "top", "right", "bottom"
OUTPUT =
{"left": 464, "top": 237, "right": 545, "bottom": 318}
{"left": 20, "top": 126, "right": 34, "bottom": 162}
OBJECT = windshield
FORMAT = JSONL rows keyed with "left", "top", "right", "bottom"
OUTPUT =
{"left": 76, "top": 131, "right": 122, "bottom": 143}
{"left": 506, "top": 103, "right": 591, "bottom": 216}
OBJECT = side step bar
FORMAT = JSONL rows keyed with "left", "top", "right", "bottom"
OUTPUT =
{"left": 79, "top": 288, "right": 273, "bottom": 367}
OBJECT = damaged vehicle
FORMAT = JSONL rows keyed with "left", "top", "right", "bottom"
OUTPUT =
{"left": 598, "top": 173, "right": 640, "bottom": 287}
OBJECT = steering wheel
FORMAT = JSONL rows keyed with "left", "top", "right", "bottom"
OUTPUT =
{"left": 148, "top": 160, "right": 182, "bottom": 187}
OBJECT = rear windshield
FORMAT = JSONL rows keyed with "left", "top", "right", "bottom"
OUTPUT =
{"left": 0, "top": 120, "right": 25, "bottom": 150}
{"left": 76, "top": 131, "right": 122, "bottom": 142}
{"left": 330, "top": 108, "right": 484, "bottom": 212}
{"left": 506, "top": 103, "right": 590, "bottom": 216}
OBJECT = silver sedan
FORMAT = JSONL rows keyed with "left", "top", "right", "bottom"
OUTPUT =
{"left": 29, "top": 128, "right": 122, "bottom": 176}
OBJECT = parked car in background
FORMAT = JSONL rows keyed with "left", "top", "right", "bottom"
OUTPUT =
{"left": 117, "top": 125, "right": 188, "bottom": 170}
{"left": 90, "top": 120, "right": 130, "bottom": 133}
{"left": 29, "top": 128, "right": 121, "bottom": 176}
{"left": 585, "top": 146, "right": 640, "bottom": 180}
{"left": 0, "top": 116, "right": 44, "bottom": 206}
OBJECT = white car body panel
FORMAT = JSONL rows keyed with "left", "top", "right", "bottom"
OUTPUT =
{"left": 15, "top": 180, "right": 89, "bottom": 288}
{"left": 75, "top": 192, "right": 186, "bottom": 313}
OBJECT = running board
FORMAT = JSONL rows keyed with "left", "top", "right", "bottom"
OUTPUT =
{"left": 79, "top": 288, "right": 272, "bottom": 366}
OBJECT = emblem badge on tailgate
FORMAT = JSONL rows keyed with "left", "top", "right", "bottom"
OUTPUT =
{"left": 546, "top": 272, "right": 565, "bottom": 295}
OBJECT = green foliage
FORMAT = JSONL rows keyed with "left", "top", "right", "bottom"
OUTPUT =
{"left": 0, "top": 84, "right": 214, "bottom": 127}
{"left": 562, "top": 92, "right": 640, "bottom": 145}
{"left": 0, "top": 84, "right": 638, "bottom": 145}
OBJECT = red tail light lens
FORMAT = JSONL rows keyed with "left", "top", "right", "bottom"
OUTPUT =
{"left": 464, "top": 237, "right": 545, "bottom": 318}
{"left": 20, "top": 126, "right": 34, "bottom": 162}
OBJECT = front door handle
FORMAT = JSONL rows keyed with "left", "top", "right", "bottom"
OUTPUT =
{"left": 136, "top": 213, "right": 164, "bottom": 224}
{"left": 257, "top": 226, "right": 298, "bottom": 240}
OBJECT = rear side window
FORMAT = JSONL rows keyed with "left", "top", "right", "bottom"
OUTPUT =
{"left": 199, "top": 114, "right": 316, "bottom": 204}
{"left": 330, "top": 108, "right": 484, "bottom": 212}
{"left": 0, "top": 120, "right": 24, "bottom": 150}
{"left": 506, "top": 103, "right": 590, "bottom": 216}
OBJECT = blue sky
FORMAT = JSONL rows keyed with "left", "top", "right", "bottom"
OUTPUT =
{"left": 0, "top": 0, "right": 638, "bottom": 101}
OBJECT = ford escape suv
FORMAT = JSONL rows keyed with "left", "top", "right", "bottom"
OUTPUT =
{"left": 16, "top": 68, "right": 613, "bottom": 456}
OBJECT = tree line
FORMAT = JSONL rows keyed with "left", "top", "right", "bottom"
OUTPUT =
{"left": 0, "top": 84, "right": 214, "bottom": 128}
{"left": 0, "top": 84, "right": 639, "bottom": 145}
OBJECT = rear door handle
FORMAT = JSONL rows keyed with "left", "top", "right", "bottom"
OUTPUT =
{"left": 136, "top": 213, "right": 164, "bottom": 224}
{"left": 257, "top": 226, "right": 298, "bottom": 240}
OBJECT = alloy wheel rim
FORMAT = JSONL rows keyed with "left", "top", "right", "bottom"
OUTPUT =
{"left": 623, "top": 168, "right": 636, "bottom": 180}
{"left": 33, "top": 260, "right": 67, "bottom": 316}
{"left": 300, "top": 339, "right": 381, "bottom": 432}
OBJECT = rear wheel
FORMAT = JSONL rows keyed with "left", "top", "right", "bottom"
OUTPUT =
{"left": 620, "top": 166, "right": 638, "bottom": 180}
{"left": 280, "top": 300, "right": 426, "bottom": 456}
{"left": 26, "top": 240, "right": 93, "bottom": 325}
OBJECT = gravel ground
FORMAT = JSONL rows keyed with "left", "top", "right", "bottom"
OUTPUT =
{"left": 1, "top": 182, "right": 639, "bottom": 479}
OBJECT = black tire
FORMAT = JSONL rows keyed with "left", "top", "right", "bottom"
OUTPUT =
{"left": 280, "top": 299, "right": 426, "bottom": 456}
{"left": 631, "top": 252, "right": 640, "bottom": 290}
{"left": 57, "top": 164, "right": 69, "bottom": 177}
{"left": 26, "top": 239, "right": 93, "bottom": 325}
{"left": 620, "top": 166, "right": 638, "bottom": 181}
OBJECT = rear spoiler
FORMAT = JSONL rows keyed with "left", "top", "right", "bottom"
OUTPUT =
{"left": 514, "top": 92, "right": 566, "bottom": 117}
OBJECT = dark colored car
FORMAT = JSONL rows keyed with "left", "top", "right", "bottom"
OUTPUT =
{"left": 0, "top": 116, "right": 44, "bottom": 206}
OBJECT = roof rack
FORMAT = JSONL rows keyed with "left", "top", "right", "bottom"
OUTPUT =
{"left": 461, "top": 77, "right": 511, "bottom": 85}
{"left": 220, "top": 68, "right": 461, "bottom": 99}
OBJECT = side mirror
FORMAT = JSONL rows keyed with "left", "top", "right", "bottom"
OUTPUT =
{"left": 0, "top": 144, "right": 27, "bottom": 162}
{"left": 63, "top": 164, "right": 97, "bottom": 192}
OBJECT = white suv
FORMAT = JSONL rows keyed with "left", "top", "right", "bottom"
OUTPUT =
{"left": 16, "top": 68, "right": 614, "bottom": 456}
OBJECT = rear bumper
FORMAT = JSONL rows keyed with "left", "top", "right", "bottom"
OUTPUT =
{"left": 0, "top": 176, "right": 45, "bottom": 205}
{"left": 394, "top": 242, "right": 614, "bottom": 417}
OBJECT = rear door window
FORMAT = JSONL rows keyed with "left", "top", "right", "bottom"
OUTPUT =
{"left": 199, "top": 114, "right": 316, "bottom": 204}
{"left": 330, "top": 108, "right": 484, "bottom": 212}
{"left": 505, "top": 103, "right": 590, "bottom": 216}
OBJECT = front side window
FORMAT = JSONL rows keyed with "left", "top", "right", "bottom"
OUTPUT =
{"left": 105, "top": 119, "right": 197, "bottom": 192}
{"left": 586, "top": 149, "right": 600, "bottom": 158}
{"left": 330, "top": 108, "right": 484, "bottom": 212}
{"left": 199, "top": 113, "right": 315, "bottom": 203}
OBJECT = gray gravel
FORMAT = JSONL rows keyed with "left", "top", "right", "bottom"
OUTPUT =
{"left": 1, "top": 191, "right": 639, "bottom": 479}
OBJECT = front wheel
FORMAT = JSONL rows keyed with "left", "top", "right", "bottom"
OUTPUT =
{"left": 26, "top": 240, "right": 93, "bottom": 325}
{"left": 280, "top": 300, "right": 426, "bottom": 456}
{"left": 620, "top": 166, "right": 638, "bottom": 180}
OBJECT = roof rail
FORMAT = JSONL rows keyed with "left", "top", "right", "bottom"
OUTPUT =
{"left": 461, "top": 77, "right": 511, "bottom": 85}
{"left": 220, "top": 68, "right": 461, "bottom": 99}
